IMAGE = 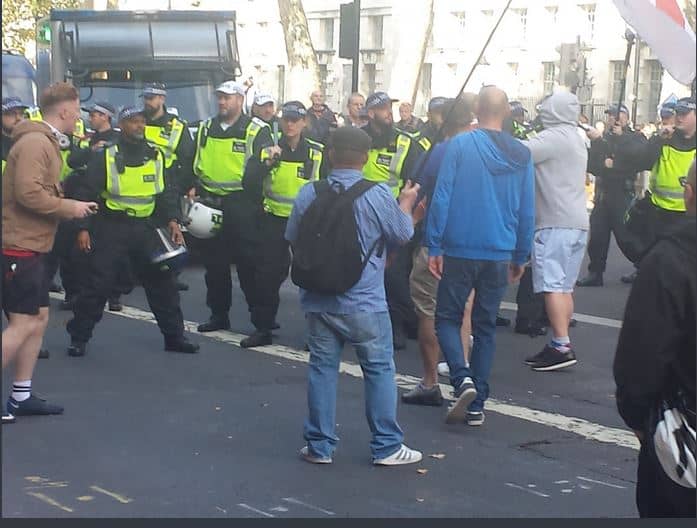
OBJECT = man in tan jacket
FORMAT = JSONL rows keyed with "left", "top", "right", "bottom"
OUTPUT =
{"left": 2, "top": 82, "right": 98, "bottom": 424}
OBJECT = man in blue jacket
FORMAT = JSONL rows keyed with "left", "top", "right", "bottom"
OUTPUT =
{"left": 425, "top": 86, "right": 535, "bottom": 426}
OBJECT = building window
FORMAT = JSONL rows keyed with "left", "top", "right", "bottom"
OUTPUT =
{"left": 579, "top": 3, "right": 597, "bottom": 41}
{"left": 545, "top": 5, "right": 559, "bottom": 24}
{"left": 543, "top": 62, "right": 556, "bottom": 94}
{"left": 319, "top": 64, "right": 329, "bottom": 95}
{"left": 452, "top": 11, "right": 466, "bottom": 32}
{"left": 512, "top": 8, "right": 528, "bottom": 41}
{"left": 361, "top": 63, "right": 377, "bottom": 95}
{"left": 364, "top": 16, "right": 384, "bottom": 49}
{"left": 319, "top": 18, "right": 334, "bottom": 51}
{"left": 646, "top": 59, "right": 663, "bottom": 121}
{"left": 610, "top": 60, "right": 624, "bottom": 103}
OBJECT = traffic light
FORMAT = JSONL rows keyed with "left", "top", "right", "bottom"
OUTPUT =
{"left": 37, "top": 21, "right": 52, "bottom": 44}
{"left": 339, "top": 2, "right": 359, "bottom": 60}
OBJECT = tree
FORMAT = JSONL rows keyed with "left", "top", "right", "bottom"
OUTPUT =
{"left": 277, "top": 0, "right": 321, "bottom": 102}
{"left": 685, "top": 0, "right": 696, "bottom": 33}
{"left": 2, "top": 0, "right": 83, "bottom": 54}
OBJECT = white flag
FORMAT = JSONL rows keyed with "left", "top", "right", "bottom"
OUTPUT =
{"left": 612, "top": 0, "right": 696, "bottom": 85}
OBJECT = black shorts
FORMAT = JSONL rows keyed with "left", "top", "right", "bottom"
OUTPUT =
{"left": 2, "top": 252, "right": 50, "bottom": 316}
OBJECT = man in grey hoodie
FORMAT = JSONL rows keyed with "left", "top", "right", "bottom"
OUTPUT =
{"left": 522, "top": 92, "right": 588, "bottom": 372}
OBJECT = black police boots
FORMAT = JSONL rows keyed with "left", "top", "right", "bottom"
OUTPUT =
{"left": 576, "top": 272, "right": 603, "bottom": 287}
{"left": 197, "top": 314, "right": 230, "bottom": 333}
{"left": 164, "top": 336, "right": 200, "bottom": 354}
{"left": 68, "top": 341, "right": 87, "bottom": 357}
{"left": 240, "top": 330, "right": 272, "bottom": 348}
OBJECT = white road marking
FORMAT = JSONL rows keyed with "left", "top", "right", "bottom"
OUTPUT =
{"left": 48, "top": 294, "right": 639, "bottom": 451}
{"left": 89, "top": 485, "right": 133, "bottom": 504}
{"left": 576, "top": 476, "right": 627, "bottom": 489}
{"left": 505, "top": 483, "right": 550, "bottom": 498}
{"left": 237, "top": 503, "right": 275, "bottom": 517}
{"left": 282, "top": 497, "right": 336, "bottom": 516}
{"left": 26, "top": 492, "right": 74, "bottom": 513}
{"left": 499, "top": 301, "right": 622, "bottom": 329}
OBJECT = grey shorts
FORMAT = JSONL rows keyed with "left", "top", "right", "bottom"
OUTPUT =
{"left": 532, "top": 228, "right": 588, "bottom": 294}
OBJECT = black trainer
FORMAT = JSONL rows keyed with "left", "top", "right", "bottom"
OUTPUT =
{"left": 60, "top": 297, "right": 75, "bottom": 311}
{"left": 401, "top": 384, "right": 444, "bottom": 406}
{"left": 38, "top": 348, "right": 49, "bottom": 359}
{"left": 2, "top": 412, "right": 16, "bottom": 424}
{"left": 108, "top": 296, "right": 123, "bottom": 312}
{"left": 175, "top": 280, "right": 189, "bottom": 291}
{"left": 514, "top": 320, "right": 548, "bottom": 337}
{"left": 621, "top": 270, "right": 637, "bottom": 284}
{"left": 48, "top": 281, "right": 63, "bottom": 293}
{"left": 240, "top": 331, "right": 272, "bottom": 348}
{"left": 576, "top": 272, "right": 603, "bottom": 287}
{"left": 197, "top": 315, "right": 230, "bottom": 333}
{"left": 164, "top": 337, "right": 200, "bottom": 354}
{"left": 445, "top": 377, "right": 477, "bottom": 424}
{"left": 527, "top": 345, "right": 577, "bottom": 372}
{"left": 496, "top": 314, "right": 511, "bottom": 327}
{"left": 67, "top": 341, "right": 87, "bottom": 357}
{"left": 7, "top": 394, "right": 64, "bottom": 416}
{"left": 465, "top": 411, "right": 485, "bottom": 426}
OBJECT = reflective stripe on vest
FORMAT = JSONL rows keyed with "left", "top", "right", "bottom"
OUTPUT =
{"left": 144, "top": 119, "right": 185, "bottom": 169}
{"left": 60, "top": 149, "right": 73, "bottom": 181}
{"left": 25, "top": 107, "right": 42, "bottom": 121}
{"left": 194, "top": 118, "right": 266, "bottom": 196}
{"left": 649, "top": 145, "right": 695, "bottom": 212}
{"left": 1, "top": 159, "right": 5, "bottom": 176}
{"left": 263, "top": 145, "right": 323, "bottom": 218}
{"left": 363, "top": 133, "right": 412, "bottom": 198}
{"left": 102, "top": 145, "right": 164, "bottom": 217}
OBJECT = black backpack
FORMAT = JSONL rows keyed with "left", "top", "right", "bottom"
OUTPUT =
{"left": 291, "top": 179, "right": 381, "bottom": 295}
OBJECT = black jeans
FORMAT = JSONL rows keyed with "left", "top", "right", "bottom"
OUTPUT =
{"left": 515, "top": 266, "right": 546, "bottom": 326}
{"left": 586, "top": 188, "right": 634, "bottom": 273}
{"left": 385, "top": 238, "right": 418, "bottom": 335}
{"left": 67, "top": 214, "right": 184, "bottom": 343}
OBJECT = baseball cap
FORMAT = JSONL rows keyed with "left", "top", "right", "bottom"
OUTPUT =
{"left": 605, "top": 104, "right": 629, "bottom": 115}
{"left": 660, "top": 104, "right": 676, "bottom": 119}
{"left": 215, "top": 80, "right": 245, "bottom": 96}
{"left": 428, "top": 96, "right": 449, "bottom": 112}
{"left": 365, "top": 92, "right": 397, "bottom": 110}
{"left": 87, "top": 101, "right": 116, "bottom": 117}
{"left": 253, "top": 92, "right": 275, "bottom": 106}
{"left": 281, "top": 101, "right": 307, "bottom": 120}
{"left": 141, "top": 82, "right": 167, "bottom": 97}
{"left": 2, "top": 96, "right": 29, "bottom": 113}
{"left": 328, "top": 126, "right": 372, "bottom": 153}
{"left": 118, "top": 105, "right": 145, "bottom": 122}
{"left": 509, "top": 101, "right": 528, "bottom": 116}
{"left": 675, "top": 97, "right": 696, "bottom": 114}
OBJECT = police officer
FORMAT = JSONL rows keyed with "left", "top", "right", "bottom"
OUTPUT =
{"left": 420, "top": 96, "right": 451, "bottom": 143}
{"left": 242, "top": 101, "right": 328, "bottom": 348}
{"left": 66, "top": 106, "right": 198, "bottom": 357}
{"left": 191, "top": 80, "right": 274, "bottom": 333}
{"left": 142, "top": 82, "right": 195, "bottom": 292}
{"left": 577, "top": 104, "right": 647, "bottom": 287}
{"left": 2, "top": 97, "right": 28, "bottom": 175}
{"left": 361, "top": 91, "right": 430, "bottom": 349}
{"left": 636, "top": 96, "right": 696, "bottom": 249}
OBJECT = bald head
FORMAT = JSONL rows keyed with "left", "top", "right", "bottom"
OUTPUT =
{"left": 477, "top": 86, "right": 510, "bottom": 130}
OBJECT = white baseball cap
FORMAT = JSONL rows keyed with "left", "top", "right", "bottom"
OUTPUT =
{"left": 254, "top": 92, "right": 274, "bottom": 106}
{"left": 215, "top": 80, "right": 245, "bottom": 96}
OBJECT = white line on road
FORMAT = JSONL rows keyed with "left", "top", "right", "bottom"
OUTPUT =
{"left": 48, "top": 294, "right": 639, "bottom": 451}
{"left": 504, "top": 483, "right": 550, "bottom": 498}
{"left": 499, "top": 301, "right": 622, "bottom": 329}
{"left": 577, "top": 476, "right": 627, "bottom": 489}
{"left": 26, "top": 492, "right": 74, "bottom": 513}
{"left": 237, "top": 503, "right": 275, "bottom": 517}
{"left": 282, "top": 497, "right": 336, "bottom": 515}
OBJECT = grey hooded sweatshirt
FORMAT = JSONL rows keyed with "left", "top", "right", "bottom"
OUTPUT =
{"left": 523, "top": 92, "right": 589, "bottom": 231}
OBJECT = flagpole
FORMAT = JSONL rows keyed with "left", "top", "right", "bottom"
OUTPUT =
{"left": 615, "top": 29, "right": 636, "bottom": 121}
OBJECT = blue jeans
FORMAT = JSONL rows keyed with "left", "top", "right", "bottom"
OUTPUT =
{"left": 435, "top": 257, "right": 509, "bottom": 412}
{"left": 304, "top": 311, "right": 404, "bottom": 460}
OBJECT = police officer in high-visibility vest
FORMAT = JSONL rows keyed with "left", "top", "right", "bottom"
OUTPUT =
{"left": 242, "top": 101, "right": 328, "bottom": 348}
{"left": 141, "top": 82, "right": 195, "bottom": 292}
{"left": 252, "top": 92, "right": 279, "bottom": 130}
{"left": 637, "top": 96, "right": 696, "bottom": 253}
{"left": 66, "top": 106, "right": 199, "bottom": 357}
{"left": 2, "top": 97, "right": 28, "bottom": 176}
{"left": 361, "top": 91, "right": 430, "bottom": 350}
{"left": 191, "top": 80, "right": 274, "bottom": 333}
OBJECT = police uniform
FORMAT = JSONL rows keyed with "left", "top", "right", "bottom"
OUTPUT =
{"left": 362, "top": 92, "right": 431, "bottom": 348}
{"left": 66, "top": 106, "right": 197, "bottom": 356}
{"left": 244, "top": 102, "right": 327, "bottom": 346}
{"left": 192, "top": 81, "right": 274, "bottom": 332}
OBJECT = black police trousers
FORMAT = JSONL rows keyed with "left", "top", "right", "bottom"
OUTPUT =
{"left": 67, "top": 214, "right": 184, "bottom": 344}
{"left": 198, "top": 191, "right": 261, "bottom": 322}
{"left": 252, "top": 213, "right": 291, "bottom": 332}
{"left": 515, "top": 265, "right": 546, "bottom": 327}
{"left": 586, "top": 187, "right": 635, "bottom": 273}
{"left": 385, "top": 237, "right": 418, "bottom": 336}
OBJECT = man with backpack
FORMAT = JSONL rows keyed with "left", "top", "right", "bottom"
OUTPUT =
{"left": 285, "top": 126, "right": 423, "bottom": 466}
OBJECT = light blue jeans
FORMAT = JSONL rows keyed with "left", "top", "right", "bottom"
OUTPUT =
{"left": 303, "top": 311, "right": 404, "bottom": 460}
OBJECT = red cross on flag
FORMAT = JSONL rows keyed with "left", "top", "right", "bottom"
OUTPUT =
{"left": 612, "top": 0, "right": 696, "bottom": 85}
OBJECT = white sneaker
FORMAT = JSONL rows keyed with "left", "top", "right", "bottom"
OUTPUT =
{"left": 469, "top": 334, "right": 474, "bottom": 349}
{"left": 446, "top": 377, "right": 477, "bottom": 424}
{"left": 299, "top": 446, "right": 332, "bottom": 464}
{"left": 373, "top": 444, "right": 423, "bottom": 466}
{"left": 437, "top": 362, "right": 450, "bottom": 376}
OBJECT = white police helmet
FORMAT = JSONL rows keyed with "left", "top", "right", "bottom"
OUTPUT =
{"left": 181, "top": 199, "right": 223, "bottom": 239}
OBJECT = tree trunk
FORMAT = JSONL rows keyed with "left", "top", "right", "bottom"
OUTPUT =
{"left": 387, "top": 0, "right": 434, "bottom": 106}
{"left": 277, "top": 0, "right": 321, "bottom": 102}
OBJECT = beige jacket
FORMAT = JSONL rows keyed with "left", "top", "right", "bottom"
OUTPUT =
{"left": 2, "top": 120, "right": 74, "bottom": 253}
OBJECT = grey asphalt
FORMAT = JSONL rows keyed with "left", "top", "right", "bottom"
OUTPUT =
{"left": 2, "top": 241, "right": 641, "bottom": 518}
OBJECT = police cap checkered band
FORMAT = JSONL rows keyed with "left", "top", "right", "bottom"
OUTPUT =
{"left": 366, "top": 92, "right": 396, "bottom": 109}
{"left": 118, "top": 105, "right": 145, "bottom": 122}
{"left": 605, "top": 104, "right": 629, "bottom": 115}
{"left": 281, "top": 101, "right": 307, "bottom": 119}
{"left": 254, "top": 93, "right": 275, "bottom": 106}
{"left": 428, "top": 97, "right": 449, "bottom": 112}
{"left": 215, "top": 81, "right": 245, "bottom": 96}
{"left": 2, "top": 97, "right": 29, "bottom": 112}
{"left": 89, "top": 101, "right": 115, "bottom": 117}
{"left": 675, "top": 97, "right": 696, "bottom": 113}
{"left": 142, "top": 83, "right": 167, "bottom": 97}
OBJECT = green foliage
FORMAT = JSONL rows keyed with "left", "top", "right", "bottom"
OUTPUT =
{"left": 2, "top": 0, "right": 82, "bottom": 54}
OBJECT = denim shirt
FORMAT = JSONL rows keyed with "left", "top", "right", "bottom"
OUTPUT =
{"left": 285, "top": 168, "right": 413, "bottom": 314}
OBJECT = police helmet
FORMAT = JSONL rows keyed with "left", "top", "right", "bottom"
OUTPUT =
{"left": 181, "top": 199, "right": 223, "bottom": 239}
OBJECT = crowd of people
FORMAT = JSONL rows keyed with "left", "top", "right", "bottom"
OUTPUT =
{"left": 2, "top": 76, "right": 695, "bottom": 515}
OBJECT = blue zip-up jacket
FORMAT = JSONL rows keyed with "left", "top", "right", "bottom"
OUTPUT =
{"left": 425, "top": 128, "right": 535, "bottom": 265}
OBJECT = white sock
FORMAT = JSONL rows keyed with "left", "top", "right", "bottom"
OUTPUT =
{"left": 12, "top": 380, "right": 31, "bottom": 402}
